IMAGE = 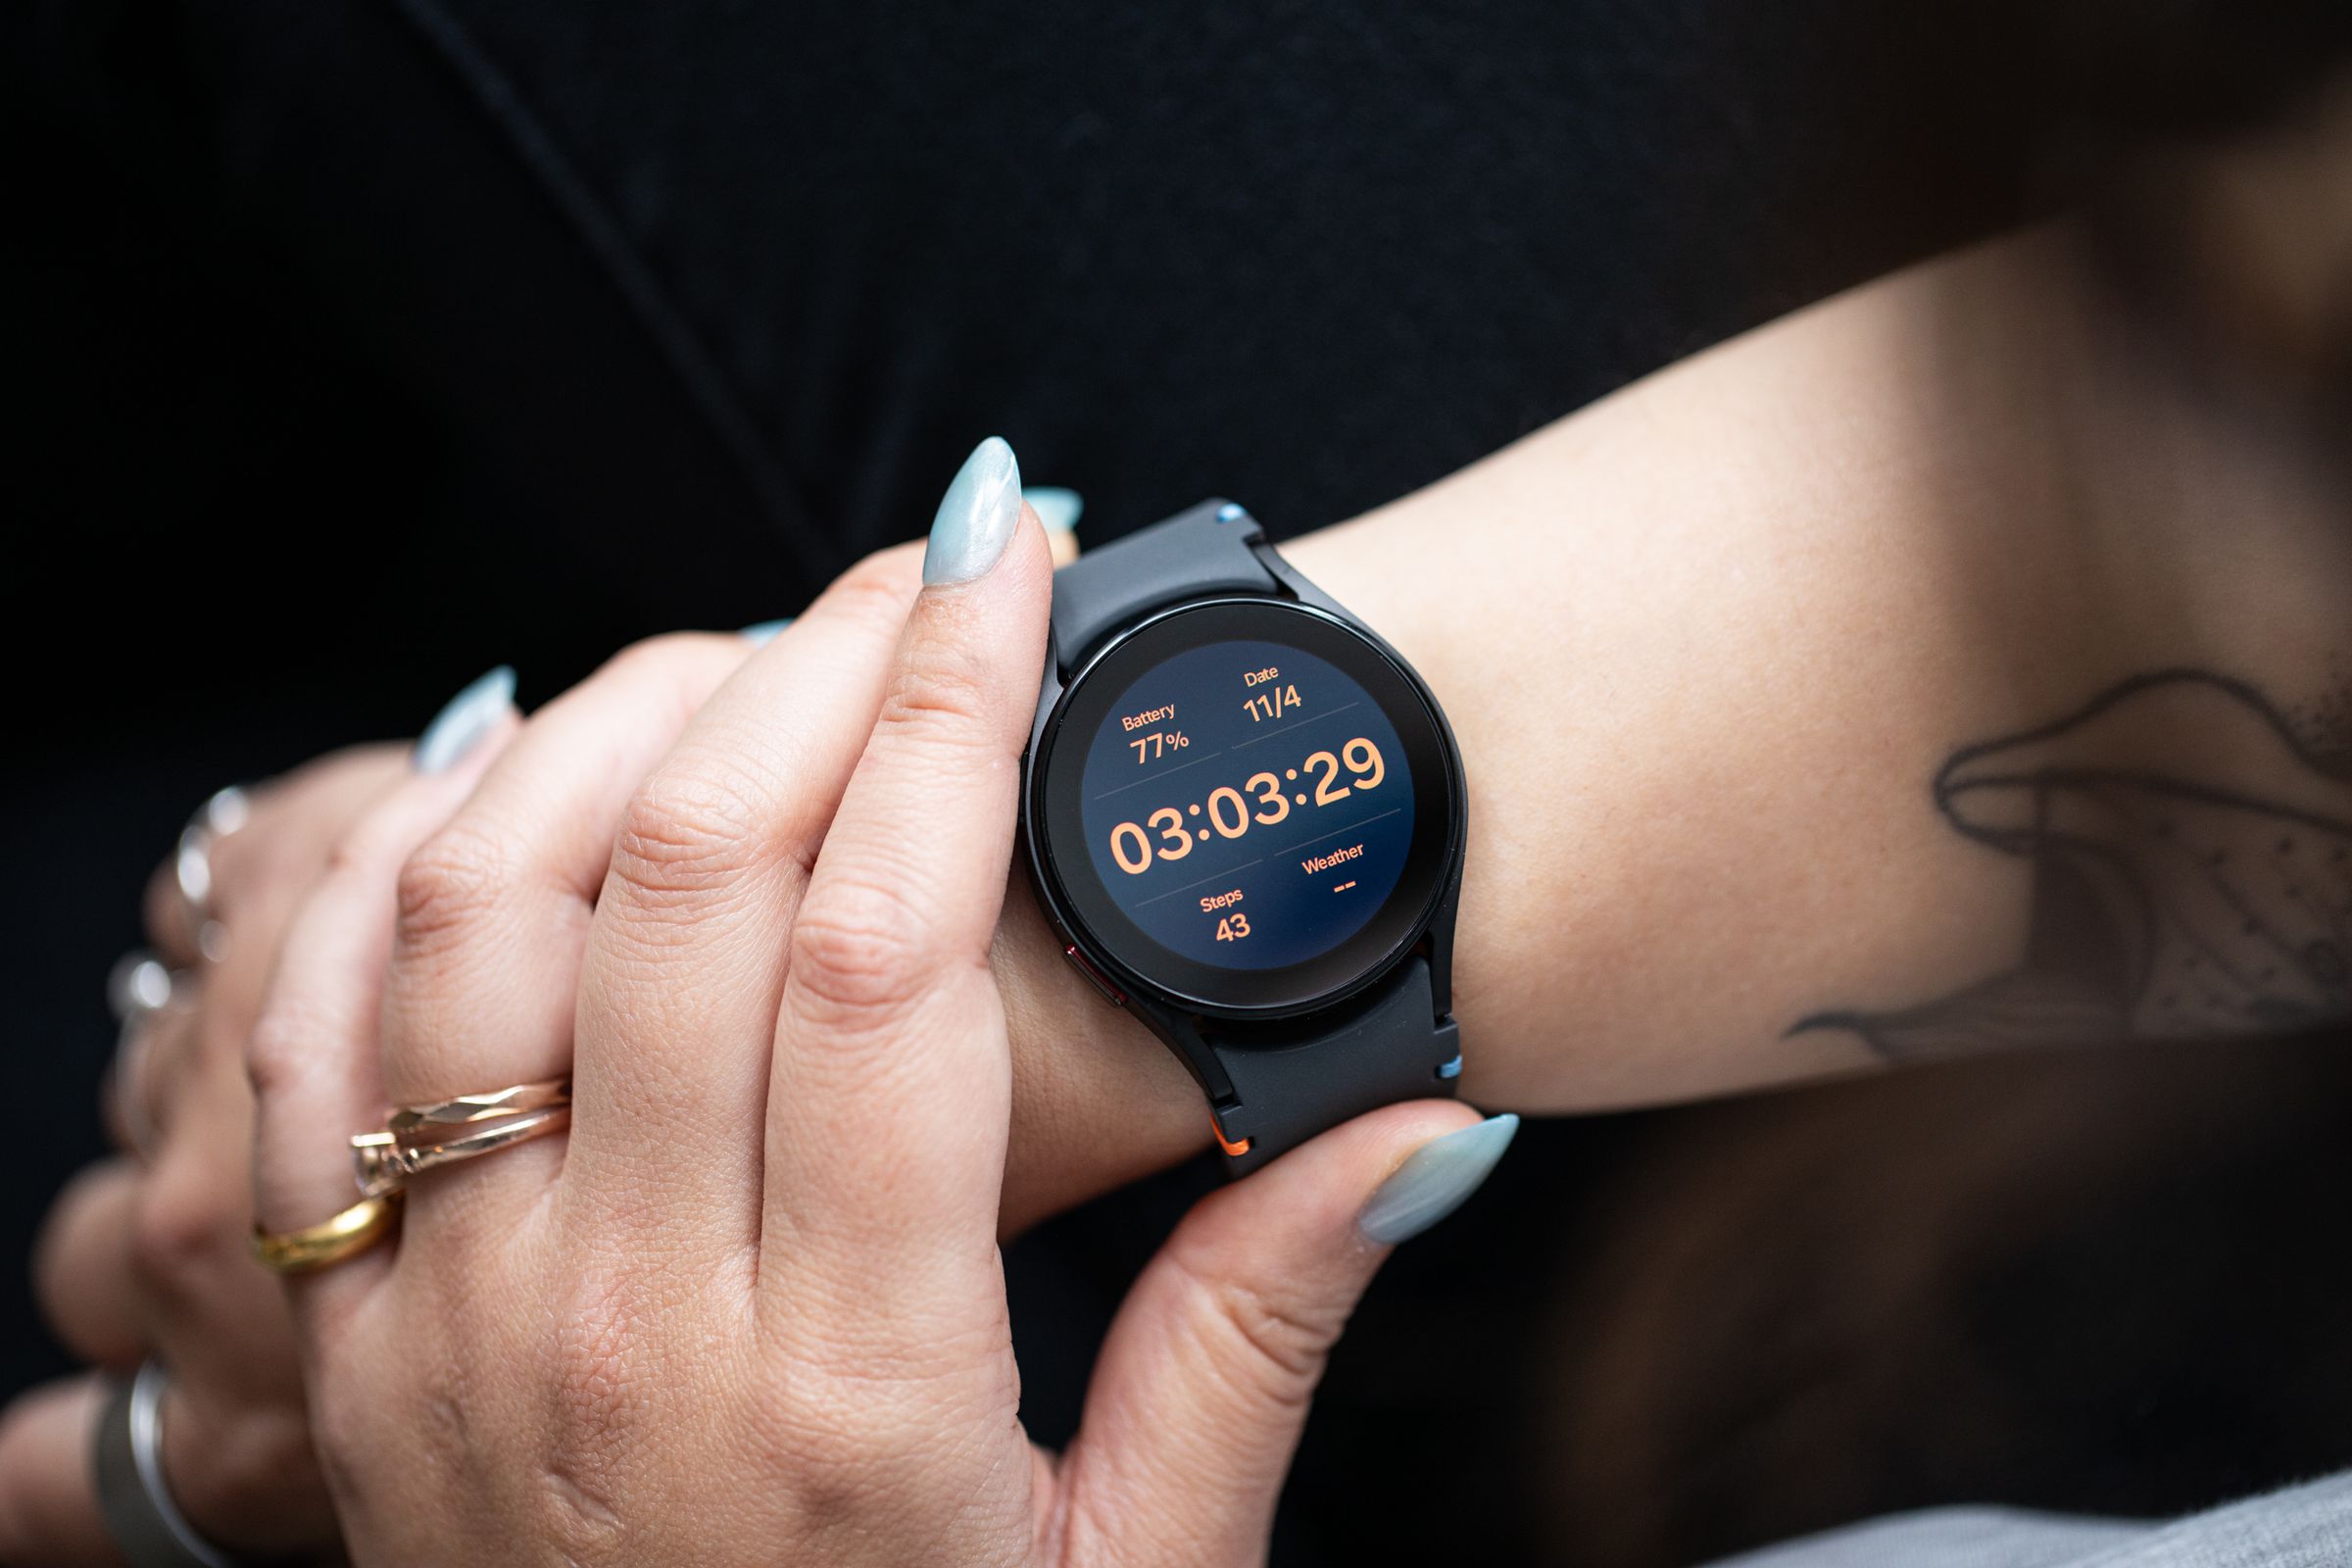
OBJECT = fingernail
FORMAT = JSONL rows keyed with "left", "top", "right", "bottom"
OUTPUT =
{"left": 740, "top": 617, "right": 795, "bottom": 646}
{"left": 1025, "top": 486, "right": 1084, "bottom": 535}
{"left": 922, "top": 436, "right": 1023, "bottom": 586}
{"left": 414, "top": 665, "right": 515, "bottom": 774}
{"left": 1358, "top": 1113, "right": 1518, "bottom": 1245}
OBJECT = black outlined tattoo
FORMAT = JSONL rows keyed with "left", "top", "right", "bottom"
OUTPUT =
{"left": 1794, "top": 670, "right": 2352, "bottom": 1061}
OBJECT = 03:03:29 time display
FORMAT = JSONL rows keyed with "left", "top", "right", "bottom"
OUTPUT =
{"left": 1105, "top": 738, "right": 1386, "bottom": 875}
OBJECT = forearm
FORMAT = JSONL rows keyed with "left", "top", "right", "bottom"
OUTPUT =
{"left": 1311, "top": 224, "right": 2349, "bottom": 1095}
{"left": 999, "top": 225, "right": 2352, "bottom": 1229}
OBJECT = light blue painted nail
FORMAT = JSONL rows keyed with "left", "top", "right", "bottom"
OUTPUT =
{"left": 740, "top": 617, "right": 795, "bottom": 646}
{"left": 922, "top": 436, "right": 1023, "bottom": 586}
{"left": 1358, "top": 1113, "right": 1518, "bottom": 1245}
{"left": 414, "top": 665, "right": 515, "bottom": 775}
{"left": 1026, "top": 486, "right": 1084, "bottom": 535}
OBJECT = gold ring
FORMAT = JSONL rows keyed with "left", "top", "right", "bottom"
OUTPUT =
{"left": 252, "top": 1192, "right": 403, "bottom": 1275}
{"left": 352, "top": 1104, "right": 571, "bottom": 1199}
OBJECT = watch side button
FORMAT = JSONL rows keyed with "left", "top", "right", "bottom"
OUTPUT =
{"left": 1063, "top": 944, "right": 1126, "bottom": 1007}
{"left": 1210, "top": 1113, "right": 1252, "bottom": 1159}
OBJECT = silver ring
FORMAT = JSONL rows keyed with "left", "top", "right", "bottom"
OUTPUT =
{"left": 173, "top": 786, "right": 250, "bottom": 962}
{"left": 91, "top": 1361, "right": 253, "bottom": 1568}
{"left": 106, "top": 954, "right": 186, "bottom": 1159}
{"left": 107, "top": 952, "right": 179, "bottom": 1025}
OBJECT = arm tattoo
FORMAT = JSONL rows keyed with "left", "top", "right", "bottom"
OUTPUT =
{"left": 1794, "top": 668, "right": 2352, "bottom": 1061}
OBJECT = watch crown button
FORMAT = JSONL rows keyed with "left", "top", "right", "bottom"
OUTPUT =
{"left": 1062, "top": 944, "right": 1126, "bottom": 1007}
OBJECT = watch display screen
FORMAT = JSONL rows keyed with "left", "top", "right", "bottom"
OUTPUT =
{"left": 1076, "top": 640, "right": 1412, "bottom": 970}
{"left": 1031, "top": 600, "right": 1459, "bottom": 1016}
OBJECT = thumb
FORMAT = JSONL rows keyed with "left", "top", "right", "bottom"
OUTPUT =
{"left": 1054, "top": 1104, "right": 1519, "bottom": 1568}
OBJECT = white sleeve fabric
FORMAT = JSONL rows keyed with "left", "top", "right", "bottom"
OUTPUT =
{"left": 1707, "top": 1472, "right": 2352, "bottom": 1568}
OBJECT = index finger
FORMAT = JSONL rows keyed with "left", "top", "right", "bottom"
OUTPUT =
{"left": 763, "top": 439, "right": 1053, "bottom": 1304}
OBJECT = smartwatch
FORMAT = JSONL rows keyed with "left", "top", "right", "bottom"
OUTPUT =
{"left": 1020, "top": 500, "right": 1468, "bottom": 1175}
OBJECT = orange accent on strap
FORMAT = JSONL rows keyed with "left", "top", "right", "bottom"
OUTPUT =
{"left": 1210, "top": 1116, "right": 1252, "bottom": 1158}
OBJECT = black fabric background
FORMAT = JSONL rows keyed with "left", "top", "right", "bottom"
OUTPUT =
{"left": 5, "top": 2, "right": 2350, "bottom": 1562}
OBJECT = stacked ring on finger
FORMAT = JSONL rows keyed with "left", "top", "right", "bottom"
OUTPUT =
{"left": 94, "top": 1359, "right": 257, "bottom": 1568}
{"left": 174, "top": 785, "right": 251, "bottom": 962}
{"left": 107, "top": 951, "right": 181, "bottom": 1025}
{"left": 252, "top": 1195, "right": 405, "bottom": 1276}
{"left": 106, "top": 950, "right": 187, "bottom": 1158}
{"left": 254, "top": 1081, "right": 571, "bottom": 1273}
{"left": 350, "top": 1078, "right": 572, "bottom": 1200}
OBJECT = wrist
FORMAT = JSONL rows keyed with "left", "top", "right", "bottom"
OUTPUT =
{"left": 995, "top": 873, "right": 1205, "bottom": 1233}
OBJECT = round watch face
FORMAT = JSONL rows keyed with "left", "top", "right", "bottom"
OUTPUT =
{"left": 1028, "top": 599, "right": 1461, "bottom": 1017}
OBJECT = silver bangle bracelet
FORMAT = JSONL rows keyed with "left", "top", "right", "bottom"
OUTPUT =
{"left": 91, "top": 1361, "right": 251, "bottom": 1568}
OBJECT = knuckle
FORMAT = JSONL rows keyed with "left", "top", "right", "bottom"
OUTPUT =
{"left": 533, "top": 1461, "right": 628, "bottom": 1563}
{"left": 1170, "top": 1254, "right": 1336, "bottom": 1410}
{"left": 606, "top": 761, "right": 771, "bottom": 912}
{"left": 875, "top": 633, "right": 999, "bottom": 752}
{"left": 772, "top": 1433, "right": 898, "bottom": 1532}
{"left": 310, "top": 1334, "right": 484, "bottom": 1544}
{"left": 130, "top": 1180, "right": 223, "bottom": 1299}
{"left": 547, "top": 1274, "right": 646, "bottom": 1439}
{"left": 786, "top": 874, "right": 935, "bottom": 1025}
{"left": 532, "top": 1270, "right": 657, "bottom": 1552}
{"left": 244, "top": 986, "right": 321, "bottom": 1106}
{"left": 756, "top": 1385, "right": 914, "bottom": 1517}
{"left": 394, "top": 822, "right": 514, "bottom": 960}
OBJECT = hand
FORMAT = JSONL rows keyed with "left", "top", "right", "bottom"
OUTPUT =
{"left": 0, "top": 746, "right": 410, "bottom": 1563}
{"left": 249, "top": 446, "right": 1507, "bottom": 1565}
{"left": 0, "top": 499, "right": 1182, "bottom": 1561}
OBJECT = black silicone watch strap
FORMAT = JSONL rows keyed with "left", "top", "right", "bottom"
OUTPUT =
{"left": 1050, "top": 500, "right": 1278, "bottom": 677}
{"left": 1048, "top": 501, "right": 1462, "bottom": 1176}
{"left": 1206, "top": 956, "right": 1460, "bottom": 1176}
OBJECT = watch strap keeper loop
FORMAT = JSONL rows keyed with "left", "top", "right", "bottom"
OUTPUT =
{"left": 1206, "top": 955, "right": 1460, "bottom": 1175}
